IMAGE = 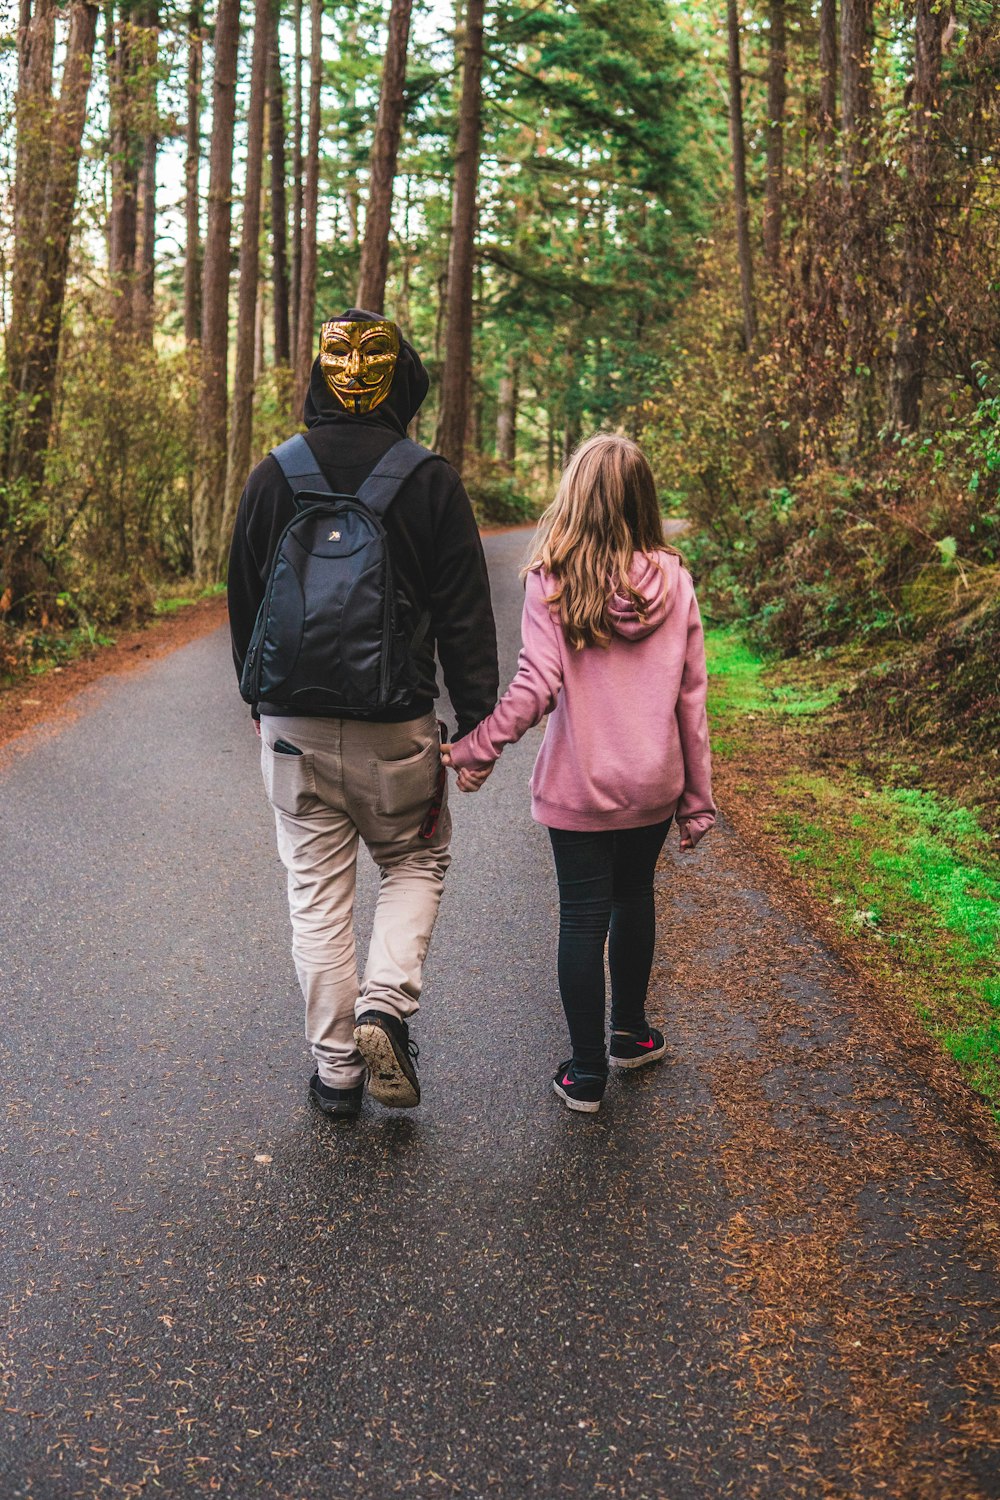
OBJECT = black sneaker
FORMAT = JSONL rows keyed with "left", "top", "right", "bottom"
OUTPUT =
{"left": 552, "top": 1060, "right": 607, "bottom": 1114}
{"left": 354, "top": 1011, "right": 421, "bottom": 1109}
{"left": 309, "top": 1073, "right": 364, "bottom": 1119}
{"left": 609, "top": 1026, "right": 667, "bottom": 1069}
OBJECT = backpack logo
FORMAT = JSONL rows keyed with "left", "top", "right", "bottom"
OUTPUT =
{"left": 328, "top": 529, "right": 341, "bottom": 541}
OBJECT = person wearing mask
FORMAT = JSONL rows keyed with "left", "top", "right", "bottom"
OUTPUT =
{"left": 228, "top": 310, "right": 499, "bottom": 1119}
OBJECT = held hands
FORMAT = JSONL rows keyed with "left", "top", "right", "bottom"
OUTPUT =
{"left": 440, "top": 740, "right": 493, "bottom": 795}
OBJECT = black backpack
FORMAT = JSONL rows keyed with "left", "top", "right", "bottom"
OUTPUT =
{"left": 240, "top": 434, "right": 433, "bottom": 711}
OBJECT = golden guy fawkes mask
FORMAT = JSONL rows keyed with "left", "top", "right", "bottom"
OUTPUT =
{"left": 319, "top": 318, "right": 401, "bottom": 414}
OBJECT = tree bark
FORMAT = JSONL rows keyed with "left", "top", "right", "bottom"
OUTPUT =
{"left": 840, "top": 0, "right": 875, "bottom": 446}
{"left": 134, "top": 3, "right": 159, "bottom": 348}
{"left": 2, "top": 0, "right": 100, "bottom": 614}
{"left": 289, "top": 0, "right": 304, "bottom": 364}
{"left": 342, "top": 16, "right": 360, "bottom": 248}
{"left": 356, "top": 0, "right": 413, "bottom": 313}
{"left": 763, "top": 0, "right": 786, "bottom": 270}
{"left": 7, "top": 0, "right": 57, "bottom": 450}
{"left": 434, "top": 0, "right": 485, "bottom": 470}
{"left": 293, "top": 0, "right": 322, "bottom": 415}
{"left": 192, "top": 0, "right": 240, "bottom": 581}
{"left": 107, "top": 7, "right": 139, "bottom": 335}
{"left": 891, "top": 0, "right": 947, "bottom": 432}
{"left": 183, "top": 1, "right": 203, "bottom": 344}
{"left": 268, "top": 6, "right": 291, "bottom": 365}
{"left": 819, "top": 0, "right": 837, "bottom": 148}
{"left": 219, "top": 0, "right": 271, "bottom": 574}
{"left": 726, "top": 0, "right": 756, "bottom": 353}
{"left": 496, "top": 351, "right": 517, "bottom": 468}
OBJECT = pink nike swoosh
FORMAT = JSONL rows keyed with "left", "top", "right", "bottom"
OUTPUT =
{"left": 637, "top": 1037, "right": 656, "bottom": 1049}
{"left": 561, "top": 1073, "right": 575, "bottom": 1087}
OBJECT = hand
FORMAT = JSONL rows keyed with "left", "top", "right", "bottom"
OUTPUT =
{"left": 253, "top": 718, "right": 261, "bottom": 738}
{"left": 456, "top": 764, "right": 493, "bottom": 794}
{"left": 678, "top": 815, "right": 713, "bottom": 851}
{"left": 440, "top": 741, "right": 493, "bottom": 793}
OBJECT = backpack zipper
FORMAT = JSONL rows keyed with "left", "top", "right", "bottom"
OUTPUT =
{"left": 249, "top": 502, "right": 330, "bottom": 700}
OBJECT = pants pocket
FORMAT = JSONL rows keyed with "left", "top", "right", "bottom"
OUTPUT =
{"left": 262, "top": 737, "right": 317, "bottom": 815}
{"left": 373, "top": 738, "right": 440, "bottom": 818}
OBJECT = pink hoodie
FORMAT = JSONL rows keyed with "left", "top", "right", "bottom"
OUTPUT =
{"left": 449, "top": 550, "right": 716, "bottom": 840}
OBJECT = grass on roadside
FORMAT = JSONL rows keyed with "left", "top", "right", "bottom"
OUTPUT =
{"left": 705, "top": 627, "right": 1000, "bottom": 1116}
{"left": 152, "top": 581, "right": 227, "bottom": 615}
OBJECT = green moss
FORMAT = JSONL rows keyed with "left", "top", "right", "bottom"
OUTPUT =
{"left": 771, "top": 773, "right": 999, "bottom": 1109}
{"left": 702, "top": 624, "right": 1000, "bottom": 1120}
{"left": 705, "top": 627, "right": 843, "bottom": 728}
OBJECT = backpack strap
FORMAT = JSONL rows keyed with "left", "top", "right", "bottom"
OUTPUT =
{"left": 270, "top": 433, "right": 333, "bottom": 497}
{"left": 358, "top": 438, "right": 436, "bottom": 652}
{"left": 355, "top": 438, "right": 434, "bottom": 519}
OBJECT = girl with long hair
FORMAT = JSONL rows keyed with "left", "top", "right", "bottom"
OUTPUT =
{"left": 443, "top": 434, "right": 716, "bottom": 1112}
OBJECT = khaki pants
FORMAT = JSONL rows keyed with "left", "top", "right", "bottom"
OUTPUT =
{"left": 260, "top": 712, "right": 451, "bottom": 1087}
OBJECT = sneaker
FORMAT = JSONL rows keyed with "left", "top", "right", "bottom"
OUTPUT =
{"left": 309, "top": 1072, "right": 364, "bottom": 1119}
{"left": 552, "top": 1060, "right": 607, "bottom": 1114}
{"left": 354, "top": 1011, "right": 421, "bottom": 1109}
{"left": 609, "top": 1026, "right": 667, "bottom": 1069}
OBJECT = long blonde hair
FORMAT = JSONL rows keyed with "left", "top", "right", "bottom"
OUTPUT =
{"left": 523, "top": 433, "right": 675, "bottom": 650}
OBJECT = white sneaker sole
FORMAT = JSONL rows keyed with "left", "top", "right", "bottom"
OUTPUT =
{"left": 609, "top": 1040, "right": 668, "bottom": 1069}
{"left": 552, "top": 1079, "right": 602, "bottom": 1113}
{"left": 354, "top": 1022, "right": 420, "bottom": 1109}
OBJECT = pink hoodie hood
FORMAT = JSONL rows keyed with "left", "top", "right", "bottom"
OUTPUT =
{"left": 607, "top": 551, "right": 679, "bottom": 640}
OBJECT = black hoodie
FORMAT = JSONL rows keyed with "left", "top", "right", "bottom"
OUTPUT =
{"left": 226, "top": 310, "right": 499, "bottom": 737}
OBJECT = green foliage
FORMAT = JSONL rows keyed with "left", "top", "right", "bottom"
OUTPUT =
{"left": 42, "top": 330, "right": 200, "bottom": 626}
{"left": 462, "top": 458, "right": 540, "bottom": 526}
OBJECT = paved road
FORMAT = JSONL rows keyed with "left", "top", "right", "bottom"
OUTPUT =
{"left": 2, "top": 531, "right": 999, "bottom": 1499}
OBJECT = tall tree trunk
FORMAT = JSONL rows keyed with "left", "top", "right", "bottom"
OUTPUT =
{"left": 219, "top": 0, "right": 271, "bottom": 574}
{"left": 343, "top": 16, "right": 360, "bottom": 248}
{"left": 134, "top": 2, "right": 159, "bottom": 348}
{"left": 183, "top": 1, "right": 203, "bottom": 344}
{"left": 192, "top": 0, "right": 240, "bottom": 581}
{"left": 841, "top": 0, "right": 874, "bottom": 159}
{"left": 819, "top": 0, "right": 837, "bottom": 148}
{"left": 7, "top": 0, "right": 56, "bottom": 456}
{"left": 496, "top": 351, "right": 517, "bottom": 469}
{"left": 2, "top": 0, "right": 100, "bottom": 615}
{"left": 293, "top": 0, "right": 322, "bottom": 415}
{"left": 108, "top": 8, "right": 139, "bottom": 335}
{"left": 268, "top": 7, "right": 290, "bottom": 365}
{"left": 434, "top": 0, "right": 485, "bottom": 470}
{"left": 763, "top": 0, "right": 786, "bottom": 270}
{"left": 356, "top": 0, "right": 413, "bottom": 313}
{"left": 840, "top": 0, "right": 875, "bottom": 446}
{"left": 289, "top": 0, "right": 304, "bottom": 363}
{"left": 891, "top": 0, "right": 947, "bottom": 432}
{"left": 726, "top": 0, "right": 756, "bottom": 353}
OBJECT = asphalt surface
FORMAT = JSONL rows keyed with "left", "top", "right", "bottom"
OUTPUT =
{"left": 2, "top": 529, "right": 999, "bottom": 1499}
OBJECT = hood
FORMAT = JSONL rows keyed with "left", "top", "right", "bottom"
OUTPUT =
{"left": 303, "top": 307, "right": 431, "bottom": 436}
{"left": 607, "top": 551, "right": 680, "bottom": 640}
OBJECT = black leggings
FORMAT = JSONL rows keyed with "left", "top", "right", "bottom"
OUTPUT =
{"left": 547, "top": 818, "right": 672, "bottom": 1073}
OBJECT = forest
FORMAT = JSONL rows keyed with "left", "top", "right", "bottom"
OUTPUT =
{"left": 0, "top": 0, "right": 998, "bottom": 733}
